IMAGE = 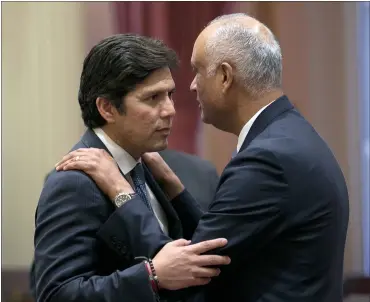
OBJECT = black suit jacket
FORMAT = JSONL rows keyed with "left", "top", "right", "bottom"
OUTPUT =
{"left": 159, "top": 149, "right": 219, "bottom": 210}
{"left": 33, "top": 130, "right": 183, "bottom": 302}
{"left": 121, "top": 96, "right": 349, "bottom": 302}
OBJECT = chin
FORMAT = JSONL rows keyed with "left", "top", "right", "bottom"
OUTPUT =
{"left": 148, "top": 140, "right": 168, "bottom": 152}
{"left": 201, "top": 113, "right": 211, "bottom": 124}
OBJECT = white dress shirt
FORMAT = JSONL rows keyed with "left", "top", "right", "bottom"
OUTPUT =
{"left": 236, "top": 101, "right": 275, "bottom": 153}
{"left": 93, "top": 128, "right": 169, "bottom": 235}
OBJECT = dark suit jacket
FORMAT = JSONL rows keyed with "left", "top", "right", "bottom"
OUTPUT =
{"left": 33, "top": 130, "right": 184, "bottom": 302}
{"left": 119, "top": 95, "right": 350, "bottom": 302}
{"left": 32, "top": 145, "right": 218, "bottom": 302}
{"left": 159, "top": 149, "right": 219, "bottom": 210}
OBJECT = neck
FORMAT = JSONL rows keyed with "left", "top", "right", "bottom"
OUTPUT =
{"left": 226, "top": 89, "right": 283, "bottom": 135}
{"left": 100, "top": 125, "right": 142, "bottom": 161}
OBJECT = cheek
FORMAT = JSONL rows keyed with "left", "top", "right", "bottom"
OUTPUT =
{"left": 196, "top": 79, "right": 205, "bottom": 98}
{"left": 129, "top": 108, "right": 159, "bottom": 135}
{"left": 196, "top": 76, "right": 203, "bottom": 89}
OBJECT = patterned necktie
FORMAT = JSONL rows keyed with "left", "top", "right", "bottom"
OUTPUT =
{"left": 130, "top": 163, "right": 153, "bottom": 212}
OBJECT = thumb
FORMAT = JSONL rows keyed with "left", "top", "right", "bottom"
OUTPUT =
{"left": 142, "top": 152, "right": 156, "bottom": 162}
{"left": 171, "top": 239, "right": 192, "bottom": 247}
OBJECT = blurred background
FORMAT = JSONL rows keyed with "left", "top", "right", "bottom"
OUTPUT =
{"left": 2, "top": 1, "right": 369, "bottom": 301}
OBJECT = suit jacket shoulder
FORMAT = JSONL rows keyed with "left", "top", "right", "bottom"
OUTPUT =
{"left": 33, "top": 132, "right": 164, "bottom": 302}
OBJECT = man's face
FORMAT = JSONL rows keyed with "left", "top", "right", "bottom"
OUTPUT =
{"left": 190, "top": 36, "right": 223, "bottom": 125}
{"left": 112, "top": 67, "right": 176, "bottom": 157}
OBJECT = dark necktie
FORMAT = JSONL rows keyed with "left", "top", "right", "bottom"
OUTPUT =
{"left": 231, "top": 149, "right": 238, "bottom": 159}
{"left": 130, "top": 163, "right": 153, "bottom": 212}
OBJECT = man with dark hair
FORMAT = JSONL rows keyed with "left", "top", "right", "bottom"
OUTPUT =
{"left": 32, "top": 34, "right": 230, "bottom": 302}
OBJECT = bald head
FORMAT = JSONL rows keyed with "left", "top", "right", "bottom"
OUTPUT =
{"left": 206, "top": 14, "right": 263, "bottom": 36}
{"left": 195, "top": 13, "right": 282, "bottom": 99}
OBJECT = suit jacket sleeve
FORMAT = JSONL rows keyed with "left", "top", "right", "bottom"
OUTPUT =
{"left": 96, "top": 194, "right": 171, "bottom": 260}
{"left": 34, "top": 171, "right": 159, "bottom": 302}
{"left": 206, "top": 162, "right": 220, "bottom": 204}
{"left": 169, "top": 147, "right": 290, "bottom": 300}
{"left": 171, "top": 190, "right": 204, "bottom": 239}
{"left": 185, "top": 147, "right": 289, "bottom": 257}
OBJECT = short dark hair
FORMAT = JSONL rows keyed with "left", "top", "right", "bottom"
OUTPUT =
{"left": 78, "top": 34, "right": 179, "bottom": 128}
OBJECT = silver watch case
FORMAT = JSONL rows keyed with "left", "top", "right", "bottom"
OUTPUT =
{"left": 113, "top": 192, "right": 136, "bottom": 208}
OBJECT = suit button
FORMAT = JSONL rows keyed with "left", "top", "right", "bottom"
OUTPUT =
{"left": 120, "top": 247, "right": 127, "bottom": 256}
{"left": 110, "top": 236, "right": 117, "bottom": 245}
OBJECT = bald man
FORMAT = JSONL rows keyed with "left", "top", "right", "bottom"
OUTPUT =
{"left": 56, "top": 13, "right": 349, "bottom": 302}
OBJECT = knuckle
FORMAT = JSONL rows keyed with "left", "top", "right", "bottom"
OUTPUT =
{"left": 189, "top": 255, "right": 198, "bottom": 264}
{"left": 190, "top": 267, "right": 197, "bottom": 277}
{"left": 204, "top": 241, "right": 213, "bottom": 249}
{"left": 207, "top": 255, "right": 216, "bottom": 264}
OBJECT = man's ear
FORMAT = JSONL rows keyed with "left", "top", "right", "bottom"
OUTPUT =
{"left": 220, "top": 62, "right": 234, "bottom": 94}
{"left": 96, "top": 97, "right": 116, "bottom": 124}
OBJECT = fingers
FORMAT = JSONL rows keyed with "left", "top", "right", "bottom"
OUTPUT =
{"left": 57, "top": 159, "right": 91, "bottom": 172}
{"left": 187, "top": 238, "right": 228, "bottom": 254}
{"left": 55, "top": 150, "right": 81, "bottom": 168}
{"left": 194, "top": 254, "right": 231, "bottom": 266}
{"left": 188, "top": 277, "right": 211, "bottom": 287}
{"left": 55, "top": 148, "right": 112, "bottom": 171}
{"left": 170, "top": 239, "right": 192, "bottom": 247}
{"left": 56, "top": 154, "right": 92, "bottom": 171}
{"left": 191, "top": 267, "right": 221, "bottom": 278}
{"left": 142, "top": 152, "right": 166, "bottom": 168}
{"left": 55, "top": 148, "right": 92, "bottom": 167}
{"left": 142, "top": 152, "right": 161, "bottom": 162}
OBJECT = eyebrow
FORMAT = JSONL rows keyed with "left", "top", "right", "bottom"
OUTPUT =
{"left": 141, "top": 85, "right": 176, "bottom": 97}
{"left": 191, "top": 61, "right": 199, "bottom": 71}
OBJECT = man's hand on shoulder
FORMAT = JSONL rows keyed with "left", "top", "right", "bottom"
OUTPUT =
{"left": 55, "top": 148, "right": 134, "bottom": 200}
{"left": 142, "top": 152, "right": 185, "bottom": 200}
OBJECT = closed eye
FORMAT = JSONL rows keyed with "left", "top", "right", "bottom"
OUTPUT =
{"left": 168, "top": 89, "right": 176, "bottom": 99}
{"left": 150, "top": 94, "right": 159, "bottom": 101}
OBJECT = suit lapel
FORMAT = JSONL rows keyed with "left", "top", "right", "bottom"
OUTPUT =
{"left": 80, "top": 128, "right": 130, "bottom": 180}
{"left": 143, "top": 164, "right": 183, "bottom": 239}
{"left": 240, "top": 95, "right": 294, "bottom": 151}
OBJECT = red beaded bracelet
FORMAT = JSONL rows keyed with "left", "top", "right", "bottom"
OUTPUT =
{"left": 145, "top": 261, "right": 159, "bottom": 293}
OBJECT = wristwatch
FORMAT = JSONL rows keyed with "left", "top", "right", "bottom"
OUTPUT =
{"left": 113, "top": 192, "right": 137, "bottom": 208}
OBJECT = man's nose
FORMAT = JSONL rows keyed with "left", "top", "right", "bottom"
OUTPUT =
{"left": 190, "top": 77, "right": 197, "bottom": 92}
{"left": 161, "top": 97, "right": 176, "bottom": 118}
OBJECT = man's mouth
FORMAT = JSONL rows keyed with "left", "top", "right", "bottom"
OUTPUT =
{"left": 157, "top": 127, "right": 171, "bottom": 131}
{"left": 156, "top": 127, "right": 171, "bottom": 135}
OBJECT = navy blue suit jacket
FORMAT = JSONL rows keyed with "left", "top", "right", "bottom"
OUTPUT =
{"left": 120, "top": 96, "right": 349, "bottom": 302}
{"left": 33, "top": 130, "right": 183, "bottom": 302}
